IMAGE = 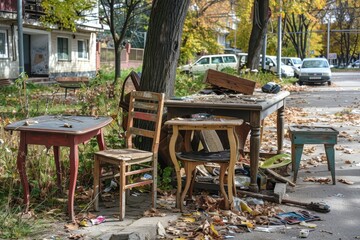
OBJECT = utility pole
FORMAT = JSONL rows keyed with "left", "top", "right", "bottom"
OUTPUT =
{"left": 276, "top": 0, "right": 282, "bottom": 80}
{"left": 326, "top": 18, "right": 330, "bottom": 61}
{"left": 17, "top": 0, "right": 24, "bottom": 75}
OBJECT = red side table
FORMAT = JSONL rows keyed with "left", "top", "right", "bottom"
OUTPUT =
{"left": 5, "top": 115, "right": 112, "bottom": 222}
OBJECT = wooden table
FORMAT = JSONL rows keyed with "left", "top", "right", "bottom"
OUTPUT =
{"left": 165, "top": 118, "right": 243, "bottom": 210}
{"left": 165, "top": 90, "right": 290, "bottom": 192}
{"left": 5, "top": 115, "right": 113, "bottom": 221}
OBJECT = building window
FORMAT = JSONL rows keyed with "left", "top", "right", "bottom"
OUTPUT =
{"left": 77, "top": 40, "right": 89, "bottom": 59}
{"left": 0, "top": 30, "right": 8, "bottom": 58}
{"left": 57, "top": 37, "right": 70, "bottom": 60}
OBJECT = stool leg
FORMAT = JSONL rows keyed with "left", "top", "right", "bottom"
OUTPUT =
{"left": 293, "top": 144, "right": 304, "bottom": 183}
{"left": 324, "top": 144, "right": 336, "bottom": 185}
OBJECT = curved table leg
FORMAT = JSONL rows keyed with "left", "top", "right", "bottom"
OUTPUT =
{"left": 68, "top": 144, "right": 79, "bottom": 222}
{"left": 17, "top": 132, "right": 29, "bottom": 212}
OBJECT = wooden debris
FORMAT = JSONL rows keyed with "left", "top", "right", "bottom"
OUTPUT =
{"left": 204, "top": 69, "right": 256, "bottom": 95}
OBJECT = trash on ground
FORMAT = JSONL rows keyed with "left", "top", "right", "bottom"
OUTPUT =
{"left": 299, "top": 229, "right": 310, "bottom": 238}
{"left": 299, "top": 221, "right": 317, "bottom": 228}
{"left": 90, "top": 215, "right": 105, "bottom": 225}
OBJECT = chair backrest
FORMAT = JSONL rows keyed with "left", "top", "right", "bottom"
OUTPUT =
{"left": 126, "top": 91, "right": 165, "bottom": 153}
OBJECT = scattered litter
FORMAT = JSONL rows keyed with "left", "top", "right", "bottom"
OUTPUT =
{"left": 104, "top": 180, "right": 117, "bottom": 193}
{"left": 141, "top": 173, "right": 152, "bottom": 180}
{"left": 338, "top": 178, "right": 354, "bottom": 185}
{"left": 254, "top": 225, "right": 291, "bottom": 233}
{"left": 333, "top": 193, "right": 344, "bottom": 198}
{"left": 90, "top": 216, "right": 105, "bottom": 225}
{"left": 244, "top": 197, "right": 264, "bottom": 205}
{"left": 79, "top": 219, "right": 91, "bottom": 227}
{"left": 299, "top": 221, "right": 317, "bottom": 228}
{"left": 299, "top": 229, "right": 310, "bottom": 238}
{"left": 157, "top": 221, "right": 166, "bottom": 237}
{"left": 63, "top": 123, "right": 72, "bottom": 128}
{"left": 320, "top": 229, "right": 333, "bottom": 235}
{"left": 23, "top": 120, "right": 38, "bottom": 126}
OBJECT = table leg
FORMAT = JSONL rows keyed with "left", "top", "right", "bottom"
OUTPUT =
{"left": 68, "top": 144, "right": 79, "bottom": 222}
{"left": 249, "top": 114, "right": 261, "bottom": 192}
{"left": 17, "top": 132, "right": 30, "bottom": 212}
{"left": 169, "top": 126, "right": 181, "bottom": 210}
{"left": 53, "top": 146, "right": 62, "bottom": 193}
{"left": 277, "top": 106, "right": 285, "bottom": 154}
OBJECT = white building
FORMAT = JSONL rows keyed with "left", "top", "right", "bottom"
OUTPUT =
{"left": 0, "top": 0, "right": 102, "bottom": 81}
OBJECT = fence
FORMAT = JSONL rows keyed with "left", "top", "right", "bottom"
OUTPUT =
{"left": 100, "top": 47, "right": 144, "bottom": 70}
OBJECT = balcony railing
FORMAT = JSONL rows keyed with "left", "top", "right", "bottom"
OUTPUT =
{"left": 0, "top": 0, "right": 44, "bottom": 19}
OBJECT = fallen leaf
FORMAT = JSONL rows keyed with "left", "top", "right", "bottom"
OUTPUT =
{"left": 338, "top": 178, "right": 354, "bottom": 185}
{"left": 64, "top": 222, "right": 79, "bottom": 231}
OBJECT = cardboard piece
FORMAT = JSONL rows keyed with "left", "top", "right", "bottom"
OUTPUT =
{"left": 204, "top": 69, "right": 256, "bottom": 95}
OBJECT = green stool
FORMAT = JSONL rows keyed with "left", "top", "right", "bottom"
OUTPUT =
{"left": 289, "top": 126, "right": 339, "bottom": 184}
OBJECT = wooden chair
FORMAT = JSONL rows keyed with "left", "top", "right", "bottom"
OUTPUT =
{"left": 93, "top": 91, "right": 165, "bottom": 220}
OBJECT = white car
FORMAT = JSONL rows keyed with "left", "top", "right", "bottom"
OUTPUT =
{"left": 179, "top": 54, "right": 238, "bottom": 74}
{"left": 265, "top": 56, "right": 295, "bottom": 78}
{"left": 299, "top": 58, "right": 332, "bottom": 85}
{"left": 281, "top": 57, "right": 302, "bottom": 78}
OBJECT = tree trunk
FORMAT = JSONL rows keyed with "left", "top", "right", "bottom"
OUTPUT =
{"left": 114, "top": 42, "right": 122, "bottom": 85}
{"left": 246, "top": 0, "right": 270, "bottom": 70}
{"left": 140, "top": 0, "right": 190, "bottom": 97}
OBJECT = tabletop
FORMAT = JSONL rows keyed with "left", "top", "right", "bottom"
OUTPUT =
{"left": 165, "top": 90, "right": 290, "bottom": 110}
{"left": 5, "top": 115, "right": 113, "bottom": 134}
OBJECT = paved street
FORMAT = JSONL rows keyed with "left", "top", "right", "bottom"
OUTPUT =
{"left": 241, "top": 71, "right": 360, "bottom": 240}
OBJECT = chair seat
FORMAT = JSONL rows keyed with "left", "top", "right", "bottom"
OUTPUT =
{"left": 95, "top": 149, "right": 153, "bottom": 161}
{"left": 176, "top": 150, "right": 230, "bottom": 162}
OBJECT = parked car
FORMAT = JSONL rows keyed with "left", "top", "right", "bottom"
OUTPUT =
{"left": 281, "top": 57, "right": 302, "bottom": 78}
{"left": 264, "top": 56, "right": 295, "bottom": 78}
{"left": 179, "top": 54, "right": 238, "bottom": 74}
{"left": 298, "top": 58, "right": 332, "bottom": 85}
{"left": 352, "top": 60, "right": 360, "bottom": 68}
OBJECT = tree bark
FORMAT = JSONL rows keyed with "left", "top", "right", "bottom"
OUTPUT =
{"left": 140, "top": 0, "right": 190, "bottom": 97}
{"left": 246, "top": 0, "right": 270, "bottom": 70}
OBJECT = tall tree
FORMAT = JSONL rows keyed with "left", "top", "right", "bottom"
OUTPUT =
{"left": 99, "top": 0, "right": 150, "bottom": 85}
{"left": 140, "top": 0, "right": 190, "bottom": 97}
{"left": 180, "top": 0, "right": 230, "bottom": 65}
{"left": 41, "top": 0, "right": 97, "bottom": 31}
{"left": 246, "top": 0, "right": 271, "bottom": 70}
{"left": 330, "top": 0, "right": 360, "bottom": 65}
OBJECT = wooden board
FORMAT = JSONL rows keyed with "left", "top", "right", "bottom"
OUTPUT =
{"left": 204, "top": 69, "right": 256, "bottom": 95}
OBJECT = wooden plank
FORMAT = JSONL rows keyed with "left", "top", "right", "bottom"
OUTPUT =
{"left": 204, "top": 69, "right": 256, "bottom": 95}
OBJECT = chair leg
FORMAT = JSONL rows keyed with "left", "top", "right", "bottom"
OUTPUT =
{"left": 152, "top": 156, "right": 158, "bottom": 208}
{"left": 119, "top": 161, "right": 126, "bottom": 221}
{"left": 93, "top": 157, "right": 100, "bottom": 211}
